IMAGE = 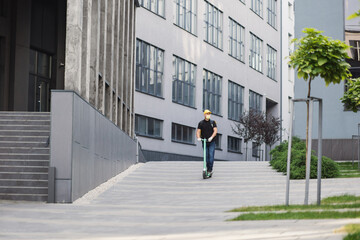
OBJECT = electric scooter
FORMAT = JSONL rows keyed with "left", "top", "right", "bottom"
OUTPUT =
{"left": 202, "top": 138, "right": 212, "bottom": 179}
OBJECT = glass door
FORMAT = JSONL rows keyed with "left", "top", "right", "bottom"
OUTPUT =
{"left": 29, "top": 49, "right": 52, "bottom": 112}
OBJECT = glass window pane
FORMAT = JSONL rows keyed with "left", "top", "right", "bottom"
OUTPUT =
{"left": 37, "top": 52, "right": 51, "bottom": 78}
{"left": 176, "top": 124, "right": 182, "bottom": 141}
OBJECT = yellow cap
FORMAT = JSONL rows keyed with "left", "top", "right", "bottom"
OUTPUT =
{"left": 203, "top": 109, "right": 211, "bottom": 114}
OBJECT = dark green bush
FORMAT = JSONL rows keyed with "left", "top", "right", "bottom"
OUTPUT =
{"left": 270, "top": 137, "right": 340, "bottom": 179}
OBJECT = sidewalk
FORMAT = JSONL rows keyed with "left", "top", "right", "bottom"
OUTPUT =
{"left": 0, "top": 161, "right": 359, "bottom": 240}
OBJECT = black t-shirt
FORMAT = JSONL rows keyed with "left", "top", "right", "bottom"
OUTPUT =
{"left": 197, "top": 119, "right": 217, "bottom": 139}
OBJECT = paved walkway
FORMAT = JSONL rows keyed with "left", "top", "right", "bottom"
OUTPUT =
{"left": 1, "top": 161, "right": 360, "bottom": 240}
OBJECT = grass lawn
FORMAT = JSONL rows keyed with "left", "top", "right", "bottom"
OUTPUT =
{"left": 230, "top": 211, "right": 359, "bottom": 221}
{"left": 228, "top": 195, "right": 360, "bottom": 221}
{"left": 338, "top": 162, "right": 360, "bottom": 178}
{"left": 229, "top": 195, "right": 360, "bottom": 239}
{"left": 341, "top": 224, "right": 360, "bottom": 240}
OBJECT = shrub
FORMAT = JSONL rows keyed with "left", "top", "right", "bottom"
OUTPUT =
{"left": 270, "top": 137, "right": 340, "bottom": 179}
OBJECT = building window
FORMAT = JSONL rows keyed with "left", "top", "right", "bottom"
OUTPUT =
{"left": 249, "top": 33, "right": 263, "bottom": 72}
{"left": 215, "top": 134, "right": 222, "bottom": 149}
{"left": 172, "top": 56, "right": 196, "bottom": 107}
{"left": 252, "top": 142, "right": 260, "bottom": 158}
{"left": 288, "top": 65, "right": 293, "bottom": 82}
{"left": 288, "top": 33, "right": 293, "bottom": 56}
{"left": 288, "top": 2, "right": 293, "bottom": 20}
{"left": 288, "top": 96, "right": 292, "bottom": 113}
{"left": 267, "top": 0, "right": 276, "bottom": 28}
{"left": 228, "top": 136, "right": 242, "bottom": 153}
{"left": 204, "top": 1, "right": 223, "bottom": 49}
{"left": 343, "top": 80, "right": 360, "bottom": 111}
{"left": 249, "top": 90, "right": 262, "bottom": 112}
{"left": 139, "top": 0, "right": 165, "bottom": 17}
{"left": 175, "top": 0, "right": 197, "bottom": 34}
{"left": 251, "top": 0, "right": 263, "bottom": 17}
{"left": 228, "top": 81, "right": 244, "bottom": 121}
{"left": 136, "top": 39, "right": 164, "bottom": 97}
{"left": 203, "top": 69, "right": 222, "bottom": 115}
{"left": 0, "top": 0, "right": 5, "bottom": 17}
{"left": 135, "top": 114, "right": 163, "bottom": 138}
{"left": 229, "top": 18, "right": 245, "bottom": 62}
{"left": 267, "top": 45, "right": 277, "bottom": 80}
{"left": 172, "top": 123, "right": 195, "bottom": 144}
{"left": 349, "top": 40, "right": 360, "bottom": 61}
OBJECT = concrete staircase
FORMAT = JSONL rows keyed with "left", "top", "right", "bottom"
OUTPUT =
{"left": 0, "top": 112, "right": 51, "bottom": 202}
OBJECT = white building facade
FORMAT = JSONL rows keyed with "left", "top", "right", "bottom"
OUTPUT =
{"left": 135, "top": 0, "right": 288, "bottom": 161}
{"left": 281, "top": 0, "right": 295, "bottom": 142}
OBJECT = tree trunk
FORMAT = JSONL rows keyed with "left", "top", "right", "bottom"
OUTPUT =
{"left": 245, "top": 141, "right": 248, "bottom": 161}
{"left": 306, "top": 78, "right": 313, "bottom": 172}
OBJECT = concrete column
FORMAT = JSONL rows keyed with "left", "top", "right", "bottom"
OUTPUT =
{"left": 113, "top": 0, "right": 120, "bottom": 125}
{"left": 118, "top": 0, "right": 126, "bottom": 130}
{"left": 13, "top": 0, "right": 32, "bottom": 111}
{"left": 129, "top": 0, "right": 135, "bottom": 137}
{"left": 90, "top": 0, "right": 100, "bottom": 107}
{"left": 123, "top": 0, "right": 130, "bottom": 133}
{"left": 105, "top": 0, "right": 114, "bottom": 120}
{"left": 98, "top": 0, "right": 107, "bottom": 114}
{"left": 81, "top": 0, "right": 92, "bottom": 101}
{"left": 64, "top": 0, "right": 83, "bottom": 94}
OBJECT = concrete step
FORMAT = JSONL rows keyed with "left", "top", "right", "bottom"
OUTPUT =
{"left": 0, "top": 172, "right": 48, "bottom": 180}
{"left": 0, "top": 179, "right": 48, "bottom": 187}
{"left": 0, "top": 166, "right": 48, "bottom": 173}
{"left": 0, "top": 114, "right": 50, "bottom": 120}
{"left": 0, "top": 125, "right": 50, "bottom": 131}
{"left": 0, "top": 141, "right": 48, "bottom": 148}
{"left": 0, "top": 120, "right": 50, "bottom": 126}
{"left": 0, "top": 160, "right": 49, "bottom": 167}
{"left": 0, "top": 153, "right": 49, "bottom": 160}
{"left": 0, "top": 136, "right": 49, "bottom": 142}
{"left": 0, "top": 193, "right": 47, "bottom": 201}
{"left": 0, "top": 186, "right": 48, "bottom": 194}
{"left": 0, "top": 111, "right": 50, "bottom": 116}
{"left": 0, "top": 111, "right": 51, "bottom": 202}
{"left": 0, "top": 147, "right": 49, "bottom": 154}
{"left": 0, "top": 130, "right": 50, "bottom": 136}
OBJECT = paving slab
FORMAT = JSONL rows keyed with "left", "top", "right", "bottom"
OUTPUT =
{"left": 0, "top": 161, "right": 360, "bottom": 240}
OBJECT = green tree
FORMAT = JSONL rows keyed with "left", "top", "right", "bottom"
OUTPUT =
{"left": 341, "top": 78, "right": 360, "bottom": 112}
{"left": 288, "top": 28, "right": 351, "bottom": 184}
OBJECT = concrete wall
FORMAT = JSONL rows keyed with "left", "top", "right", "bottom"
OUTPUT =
{"left": 281, "top": 0, "right": 295, "bottom": 141}
{"left": 65, "top": 0, "right": 137, "bottom": 137}
{"left": 50, "top": 90, "right": 137, "bottom": 203}
{"left": 294, "top": 0, "right": 360, "bottom": 157}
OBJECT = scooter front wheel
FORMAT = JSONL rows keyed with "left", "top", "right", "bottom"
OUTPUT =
{"left": 202, "top": 170, "right": 207, "bottom": 179}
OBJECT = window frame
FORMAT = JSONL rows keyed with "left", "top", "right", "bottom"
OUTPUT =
{"left": 174, "top": 0, "right": 197, "bottom": 35}
{"left": 139, "top": 0, "right": 165, "bottom": 18}
{"left": 249, "top": 33, "right": 263, "bottom": 73}
{"left": 228, "top": 80, "right": 244, "bottom": 122}
{"left": 136, "top": 39, "right": 164, "bottom": 98}
{"left": 135, "top": 114, "right": 164, "bottom": 139}
{"left": 172, "top": 55, "right": 197, "bottom": 108}
{"left": 267, "top": 0, "right": 277, "bottom": 29}
{"left": 215, "top": 133, "right": 222, "bottom": 150}
{"left": 227, "top": 136, "right": 242, "bottom": 153}
{"left": 266, "top": 44, "right": 277, "bottom": 81}
{"left": 249, "top": 90, "right": 262, "bottom": 112}
{"left": 203, "top": 69, "right": 222, "bottom": 116}
{"left": 204, "top": 1, "right": 223, "bottom": 50}
{"left": 251, "top": 0, "right": 263, "bottom": 18}
{"left": 228, "top": 17, "right": 245, "bottom": 62}
{"left": 171, "top": 122, "right": 196, "bottom": 145}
